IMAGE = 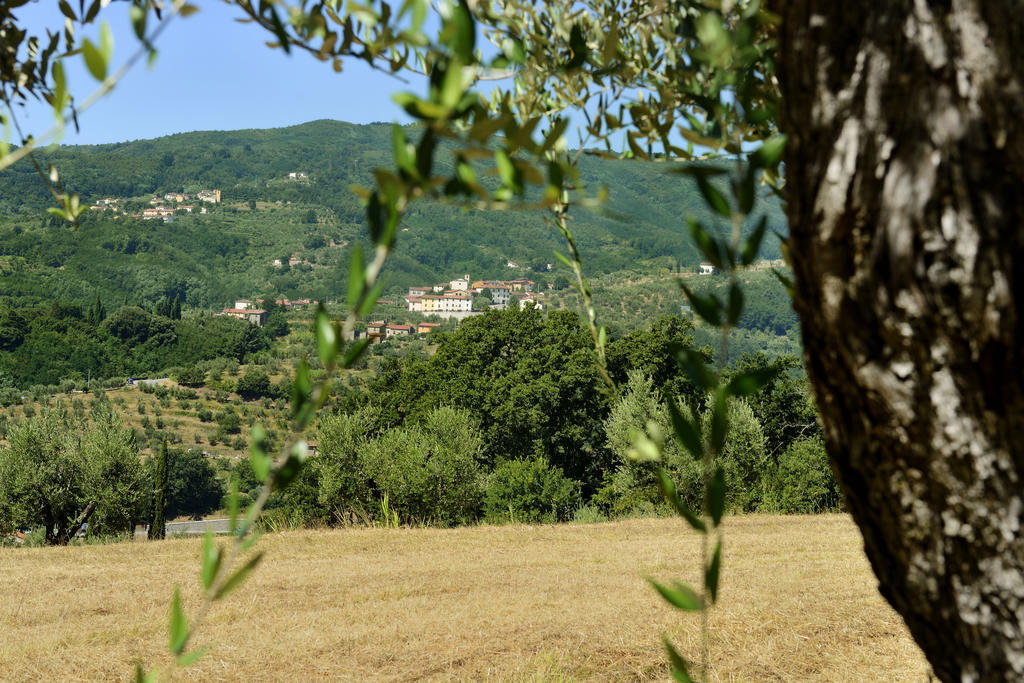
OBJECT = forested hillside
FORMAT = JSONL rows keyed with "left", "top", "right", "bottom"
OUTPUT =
{"left": 0, "top": 120, "right": 786, "bottom": 310}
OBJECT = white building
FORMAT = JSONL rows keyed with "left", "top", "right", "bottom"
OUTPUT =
{"left": 449, "top": 277, "right": 470, "bottom": 291}
{"left": 514, "top": 292, "right": 543, "bottom": 310}
{"left": 421, "top": 293, "right": 472, "bottom": 313}
{"left": 699, "top": 262, "right": 715, "bottom": 275}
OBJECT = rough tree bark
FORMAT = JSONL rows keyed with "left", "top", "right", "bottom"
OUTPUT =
{"left": 776, "top": 2, "right": 1024, "bottom": 680}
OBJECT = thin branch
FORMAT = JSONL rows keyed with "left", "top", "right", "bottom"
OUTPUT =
{"left": 0, "top": 0, "right": 190, "bottom": 173}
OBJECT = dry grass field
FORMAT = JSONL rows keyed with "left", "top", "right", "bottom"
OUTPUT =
{"left": 0, "top": 515, "right": 929, "bottom": 681}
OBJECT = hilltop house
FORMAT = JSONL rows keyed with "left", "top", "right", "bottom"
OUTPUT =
{"left": 699, "top": 262, "right": 715, "bottom": 275}
{"left": 221, "top": 308, "right": 267, "bottom": 326}
{"left": 471, "top": 281, "right": 512, "bottom": 308}
{"left": 197, "top": 189, "right": 221, "bottom": 203}
{"left": 449, "top": 277, "right": 470, "bottom": 291}
{"left": 386, "top": 323, "right": 412, "bottom": 337}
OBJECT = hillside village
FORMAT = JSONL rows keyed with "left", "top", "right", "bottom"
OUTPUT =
{"left": 404, "top": 275, "right": 543, "bottom": 315}
{"left": 88, "top": 188, "right": 222, "bottom": 221}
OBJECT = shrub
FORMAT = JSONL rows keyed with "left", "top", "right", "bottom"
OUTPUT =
{"left": 174, "top": 365, "right": 206, "bottom": 388}
{"left": 165, "top": 448, "right": 225, "bottom": 519}
{"left": 315, "top": 409, "right": 376, "bottom": 516}
{"left": 484, "top": 457, "right": 580, "bottom": 524}
{"left": 358, "top": 407, "right": 484, "bottom": 525}
{"left": 236, "top": 369, "right": 272, "bottom": 400}
{"left": 761, "top": 437, "right": 841, "bottom": 513}
{"left": 217, "top": 410, "right": 241, "bottom": 434}
{"left": 0, "top": 409, "right": 144, "bottom": 543}
{"left": 572, "top": 504, "right": 607, "bottom": 524}
{"left": 197, "top": 408, "right": 213, "bottom": 423}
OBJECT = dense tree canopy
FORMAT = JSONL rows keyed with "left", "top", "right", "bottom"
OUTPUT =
{"left": 4, "top": 0, "right": 1022, "bottom": 678}
{"left": 0, "top": 407, "right": 143, "bottom": 544}
{"left": 0, "top": 301, "right": 269, "bottom": 389}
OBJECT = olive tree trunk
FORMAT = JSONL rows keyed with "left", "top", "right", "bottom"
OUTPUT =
{"left": 775, "top": 2, "right": 1024, "bottom": 680}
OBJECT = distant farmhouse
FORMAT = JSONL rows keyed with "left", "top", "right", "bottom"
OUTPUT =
{"left": 417, "top": 322, "right": 440, "bottom": 334}
{"left": 221, "top": 307, "right": 267, "bottom": 327}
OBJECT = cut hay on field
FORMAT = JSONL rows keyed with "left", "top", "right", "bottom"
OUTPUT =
{"left": 0, "top": 515, "right": 928, "bottom": 680}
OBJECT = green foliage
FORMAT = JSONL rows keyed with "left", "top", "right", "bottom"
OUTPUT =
{"left": 696, "top": 398, "right": 767, "bottom": 513}
{"left": 599, "top": 370, "right": 678, "bottom": 516}
{"left": 372, "top": 308, "right": 611, "bottom": 491}
{"left": 82, "top": 409, "right": 147, "bottom": 537}
{"left": 235, "top": 369, "right": 272, "bottom": 400}
{"left": 174, "top": 365, "right": 206, "bottom": 388}
{"left": 164, "top": 448, "right": 225, "bottom": 520}
{"left": 484, "top": 457, "right": 580, "bottom": 524}
{"left": 148, "top": 440, "right": 169, "bottom": 540}
{"left": 216, "top": 410, "right": 241, "bottom": 435}
{"left": 0, "top": 407, "right": 143, "bottom": 543}
{"left": 761, "top": 437, "right": 840, "bottom": 514}
{"left": 0, "top": 301, "right": 268, "bottom": 390}
{"left": 357, "top": 406, "right": 484, "bottom": 526}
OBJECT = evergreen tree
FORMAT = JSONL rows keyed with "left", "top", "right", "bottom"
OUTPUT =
{"left": 148, "top": 439, "right": 168, "bottom": 540}
{"left": 86, "top": 294, "right": 106, "bottom": 326}
{"left": 171, "top": 295, "right": 182, "bottom": 320}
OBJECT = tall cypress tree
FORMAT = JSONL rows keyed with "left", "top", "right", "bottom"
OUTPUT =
{"left": 148, "top": 439, "right": 169, "bottom": 540}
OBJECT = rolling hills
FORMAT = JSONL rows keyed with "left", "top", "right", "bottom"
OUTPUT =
{"left": 0, "top": 120, "right": 787, "bottom": 312}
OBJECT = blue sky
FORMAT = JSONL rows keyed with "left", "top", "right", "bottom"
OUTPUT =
{"left": 11, "top": 2, "right": 422, "bottom": 145}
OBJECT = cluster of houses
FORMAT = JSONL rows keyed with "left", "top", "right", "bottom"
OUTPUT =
{"left": 403, "top": 275, "right": 543, "bottom": 316}
{"left": 88, "top": 197, "right": 124, "bottom": 212}
{"left": 219, "top": 297, "right": 312, "bottom": 327}
{"left": 88, "top": 189, "right": 222, "bottom": 221}
{"left": 359, "top": 320, "right": 440, "bottom": 342}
